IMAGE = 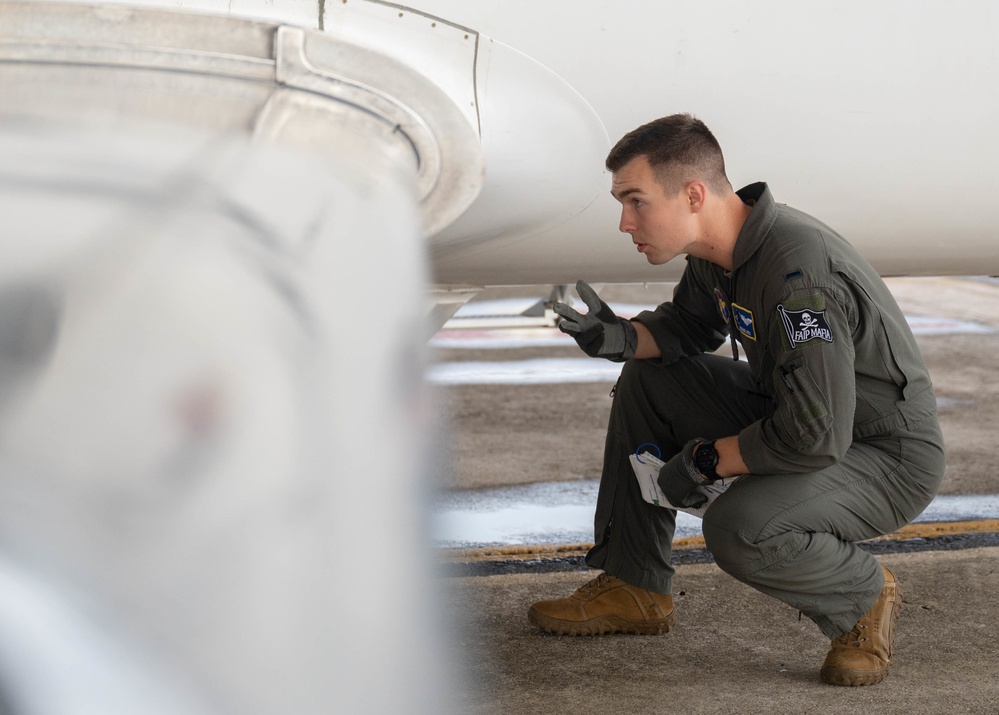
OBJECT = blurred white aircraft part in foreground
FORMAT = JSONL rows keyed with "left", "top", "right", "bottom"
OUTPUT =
{"left": 0, "top": 122, "right": 455, "bottom": 713}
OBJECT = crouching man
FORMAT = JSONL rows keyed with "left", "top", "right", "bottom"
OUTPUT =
{"left": 528, "top": 114, "right": 944, "bottom": 686}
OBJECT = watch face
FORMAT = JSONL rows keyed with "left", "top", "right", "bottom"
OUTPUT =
{"left": 694, "top": 443, "right": 718, "bottom": 473}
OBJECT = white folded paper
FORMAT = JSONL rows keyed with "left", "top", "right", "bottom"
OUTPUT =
{"left": 629, "top": 451, "right": 736, "bottom": 519}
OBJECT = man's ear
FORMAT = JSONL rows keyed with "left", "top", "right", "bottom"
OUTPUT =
{"left": 685, "top": 180, "right": 708, "bottom": 213}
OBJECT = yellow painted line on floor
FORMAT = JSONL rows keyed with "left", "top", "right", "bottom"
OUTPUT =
{"left": 443, "top": 519, "right": 999, "bottom": 564}
{"left": 870, "top": 518, "right": 999, "bottom": 541}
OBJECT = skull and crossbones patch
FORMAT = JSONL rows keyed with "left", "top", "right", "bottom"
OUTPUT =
{"left": 778, "top": 304, "right": 834, "bottom": 348}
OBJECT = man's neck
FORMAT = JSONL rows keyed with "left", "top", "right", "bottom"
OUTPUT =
{"left": 694, "top": 192, "right": 753, "bottom": 271}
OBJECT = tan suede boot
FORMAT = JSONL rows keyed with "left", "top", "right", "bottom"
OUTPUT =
{"left": 820, "top": 564, "right": 901, "bottom": 686}
{"left": 527, "top": 572, "right": 675, "bottom": 636}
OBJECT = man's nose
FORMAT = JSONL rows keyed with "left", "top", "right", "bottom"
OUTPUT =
{"left": 619, "top": 210, "right": 635, "bottom": 234}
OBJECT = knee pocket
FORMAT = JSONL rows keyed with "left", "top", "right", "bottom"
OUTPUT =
{"left": 702, "top": 493, "right": 767, "bottom": 554}
{"left": 703, "top": 509, "right": 808, "bottom": 580}
{"left": 702, "top": 500, "right": 804, "bottom": 577}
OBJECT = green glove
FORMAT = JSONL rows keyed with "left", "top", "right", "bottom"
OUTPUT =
{"left": 553, "top": 280, "right": 637, "bottom": 362}
{"left": 657, "top": 439, "right": 714, "bottom": 509}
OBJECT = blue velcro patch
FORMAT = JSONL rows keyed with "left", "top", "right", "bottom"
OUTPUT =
{"left": 733, "top": 303, "right": 756, "bottom": 340}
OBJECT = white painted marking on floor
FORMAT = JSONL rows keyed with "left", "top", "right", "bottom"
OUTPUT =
{"left": 432, "top": 328, "right": 572, "bottom": 350}
{"left": 432, "top": 485, "right": 999, "bottom": 549}
{"left": 427, "top": 358, "right": 623, "bottom": 385}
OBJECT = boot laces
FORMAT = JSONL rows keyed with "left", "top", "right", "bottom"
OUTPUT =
{"left": 836, "top": 622, "right": 869, "bottom": 648}
{"left": 579, "top": 572, "right": 617, "bottom": 596}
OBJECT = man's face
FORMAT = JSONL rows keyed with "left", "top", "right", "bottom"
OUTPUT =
{"left": 611, "top": 156, "right": 696, "bottom": 265}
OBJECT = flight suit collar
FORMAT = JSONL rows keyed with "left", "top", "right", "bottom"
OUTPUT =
{"left": 731, "top": 182, "right": 778, "bottom": 272}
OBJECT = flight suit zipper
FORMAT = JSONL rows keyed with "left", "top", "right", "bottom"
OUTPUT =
{"left": 780, "top": 365, "right": 798, "bottom": 393}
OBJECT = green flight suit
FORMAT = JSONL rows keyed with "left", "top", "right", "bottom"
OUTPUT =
{"left": 585, "top": 183, "right": 945, "bottom": 638}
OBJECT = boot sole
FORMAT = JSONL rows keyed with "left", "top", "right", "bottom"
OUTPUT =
{"left": 527, "top": 607, "right": 676, "bottom": 636}
{"left": 819, "top": 664, "right": 891, "bottom": 686}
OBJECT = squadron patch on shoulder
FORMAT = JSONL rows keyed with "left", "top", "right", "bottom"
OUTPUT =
{"left": 714, "top": 288, "right": 731, "bottom": 322}
{"left": 778, "top": 304, "right": 835, "bottom": 348}
{"left": 732, "top": 303, "right": 756, "bottom": 340}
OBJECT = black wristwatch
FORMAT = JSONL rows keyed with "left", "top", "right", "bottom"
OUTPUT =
{"left": 692, "top": 441, "right": 720, "bottom": 481}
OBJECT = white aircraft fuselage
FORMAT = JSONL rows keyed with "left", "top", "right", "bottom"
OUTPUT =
{"left": 9, "top": 0, "right": 998, "bottom": 287}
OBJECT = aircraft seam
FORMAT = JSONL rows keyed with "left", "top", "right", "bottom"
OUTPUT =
{"left": 361, "top": 0, "right": 482, "bottom": 136}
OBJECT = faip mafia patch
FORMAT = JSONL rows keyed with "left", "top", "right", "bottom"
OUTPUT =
{"left": 778, "top": 304, "right": 835, "bottom": 348}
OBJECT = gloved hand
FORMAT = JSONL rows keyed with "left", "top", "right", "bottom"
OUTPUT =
{"left": 657, "top": 439, "right": 715, "bottom": 509}
{"left": 553, "top": 280, "right": 638, "bottom": 362}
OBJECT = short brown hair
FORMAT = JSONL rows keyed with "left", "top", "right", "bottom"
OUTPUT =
{"left": 606, "top": 114, "right": 731, "bottom": 195}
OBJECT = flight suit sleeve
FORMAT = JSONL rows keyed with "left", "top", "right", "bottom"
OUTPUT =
{"left": 631, "top": 260, "right": 728, "bottom": 364}
{"left": 738, "top": 282, "right": 858, "bottom": 475}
